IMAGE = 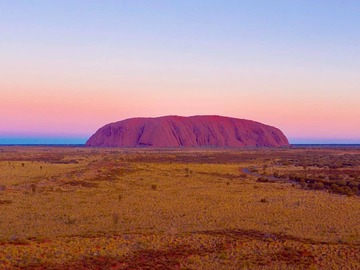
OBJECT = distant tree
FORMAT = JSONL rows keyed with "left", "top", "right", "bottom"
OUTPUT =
{"left": 314, "top": 182, "right": 325, "bottom": 190}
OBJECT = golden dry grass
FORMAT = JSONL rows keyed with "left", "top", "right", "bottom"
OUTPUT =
{"left": 0, "top": 146, "right": 359, "bottom": 269}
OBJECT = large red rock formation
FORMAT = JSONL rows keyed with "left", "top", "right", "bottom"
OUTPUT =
{"left": 86, "top": 115, "right": 289, "bottom": 147}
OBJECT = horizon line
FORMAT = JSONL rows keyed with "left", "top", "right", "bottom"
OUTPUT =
{"left": 0, "top": 137, "right": 359, "bottom": 145}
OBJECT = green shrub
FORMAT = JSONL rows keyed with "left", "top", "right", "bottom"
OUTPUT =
{"left": 257, "top": 177, "right": 269, "bottom": 183}
{"left": 31, "top": 184, "right": 37, "bottom": 193}
{"left": 314, "top": 182, "right": 325, "bottom": 190}
{"left": 113, "top": 213, "right": 119, "bottom": 225}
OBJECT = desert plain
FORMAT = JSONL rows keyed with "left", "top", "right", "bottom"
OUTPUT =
{"left": 0, "top": 146, "right": 359, "bottom": 269}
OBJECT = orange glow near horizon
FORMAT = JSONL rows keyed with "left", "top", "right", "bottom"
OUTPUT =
{"left": 1, "top": 77, "right": 359, "bottom": 141}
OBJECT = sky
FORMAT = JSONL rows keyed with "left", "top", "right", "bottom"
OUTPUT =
{"left": 1, "top": 0, "right": 360, "bottom": 144}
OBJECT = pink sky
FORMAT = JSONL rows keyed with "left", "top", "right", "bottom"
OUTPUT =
{"left": 1, "top": 70, "right": 359, "bottom": 142}
{"left": 1, "top": 1, "right": 360, "bottom": 143}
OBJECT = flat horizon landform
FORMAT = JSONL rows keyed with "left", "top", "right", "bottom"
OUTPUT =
{"left": 86, "top": 115, "right": 290, "bottom": 148}
{"left": 0, "top": 146, "right": 359, "bottom": 269}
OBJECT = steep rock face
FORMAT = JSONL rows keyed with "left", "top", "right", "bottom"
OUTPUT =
{"left": 86, "top": 115, "right": 289, "bottom": 147}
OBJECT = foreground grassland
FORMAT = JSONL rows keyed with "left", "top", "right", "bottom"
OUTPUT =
{"left": 0, "top": 146, "right": 359, "bottom": 269}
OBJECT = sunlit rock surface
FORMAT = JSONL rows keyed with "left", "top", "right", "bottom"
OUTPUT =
{"left": 86, "top": 115, "right": 289, "bottom": 147}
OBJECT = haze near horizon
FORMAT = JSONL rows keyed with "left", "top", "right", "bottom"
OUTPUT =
{"left": 1, "top": 1, "right": 360, "bottom": 144}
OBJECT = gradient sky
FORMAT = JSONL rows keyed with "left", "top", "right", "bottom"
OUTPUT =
{"left": 1, "top": 0, "right": 360, "bottom": 144}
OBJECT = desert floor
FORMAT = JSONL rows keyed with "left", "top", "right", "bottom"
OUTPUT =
{"left": 0, "top": 146, "right": 359, "bottom": 269}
